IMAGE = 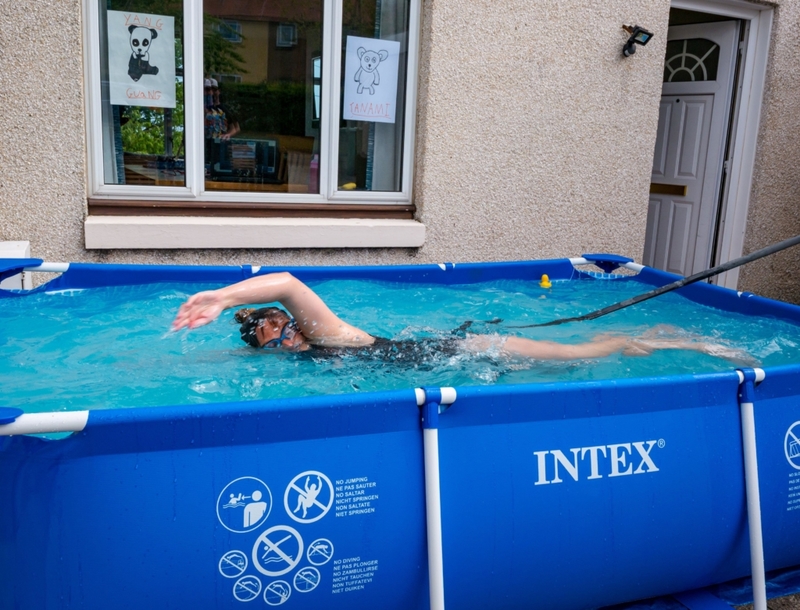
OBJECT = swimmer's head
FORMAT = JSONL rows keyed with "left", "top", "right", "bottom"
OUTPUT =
{"left": 235, "top": 307, "right": 305, "bottom": 350}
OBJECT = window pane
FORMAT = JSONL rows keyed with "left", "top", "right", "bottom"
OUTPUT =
{"left": 663, "top": 39, "right": 720, "bottom": 83}
{"left": 204, "top": 1, "right": 323, "bottom": 194}
{"left": 339, "top": 0, "right": 409, "bottom": 192}
{"left": 99, "top": 1, "right": 186, "bottom": 186}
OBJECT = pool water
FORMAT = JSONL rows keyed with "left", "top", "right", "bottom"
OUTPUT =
{"left": 2, "top": 277, "right": 799, "bottom": 413}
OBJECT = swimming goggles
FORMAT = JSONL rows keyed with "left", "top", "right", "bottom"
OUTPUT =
{"left": 261, "top": 318, "right": 299, "bottom": 349}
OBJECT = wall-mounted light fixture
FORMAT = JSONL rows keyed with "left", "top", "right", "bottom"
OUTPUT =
{"left": 622, "top": 25, "right": 654, "bottom": 57}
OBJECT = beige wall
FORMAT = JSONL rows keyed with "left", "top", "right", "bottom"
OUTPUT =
{"left": 0, "top": 1, "right": 88, "bottom": 265}
{"left": 737, "top": 0, "right": 800, "bottom": 303}
{"left": 415, "top": 0, "right": 668, "bottom": 262}
{"left": 1, "top": 0, "right": 798, "bottom": 300}
{"left": 238, "top": 21, "right": 270, "bottom": 84}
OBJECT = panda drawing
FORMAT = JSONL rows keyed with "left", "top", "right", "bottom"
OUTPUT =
{"left": 127, "top": 25, "right": 160, "bottom": 82}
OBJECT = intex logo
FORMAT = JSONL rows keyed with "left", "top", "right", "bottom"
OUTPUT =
{"left": 533, "top": 439, "right": 665, "bottom": 485}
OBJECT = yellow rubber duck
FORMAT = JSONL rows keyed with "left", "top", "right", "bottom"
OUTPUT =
{"left": 539, "top": 274, "right": 552, "bottom": 289}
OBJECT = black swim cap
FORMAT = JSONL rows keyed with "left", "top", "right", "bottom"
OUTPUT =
{"left": 236, "top": 307, "right": 290, "bottom": 348}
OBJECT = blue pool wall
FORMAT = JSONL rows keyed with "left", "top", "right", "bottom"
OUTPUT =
{"left": 7, "top": 256, "right": 800, "bottom": 325}
{"left": 2, "top": 255, "right": 800, "bottom": 609}
{"left": 1, "top": 390, "right": 431, "bottom": 609}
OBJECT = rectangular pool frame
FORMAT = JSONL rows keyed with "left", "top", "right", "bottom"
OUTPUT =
{"left": 2, "top": 254, "right": 800, "bottom": 610}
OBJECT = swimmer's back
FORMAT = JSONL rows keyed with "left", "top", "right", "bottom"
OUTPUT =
{"left": 306, "top": 336, "right": 461, "bottom": 362}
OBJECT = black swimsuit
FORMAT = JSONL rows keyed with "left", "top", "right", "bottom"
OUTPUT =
{"left": 306, "top": 336, "right": 462, "bottom": 363}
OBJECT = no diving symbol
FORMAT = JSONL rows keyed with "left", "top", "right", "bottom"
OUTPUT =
{"left": 293, "top": 567, "right": 320, "bottom": 593}
{"left": 264, "top": 580, "right": 292, "bottom": 606}
{"left": 233, "top": 575, "right": 262, "bottom": 602}
{"left": 307, "top": 538, "right": 334, "bottom": 566}
{"left": 252, "top": 525, "right": 304, "bottom": 577}
{"left": 284, "top": 470, "right": 334, "bottom": 523}
{"left": 218, "top": 550, "right": 247, "bottom": 578}
{"left": 785, "top": 422, "right": 800, "bottom": 469}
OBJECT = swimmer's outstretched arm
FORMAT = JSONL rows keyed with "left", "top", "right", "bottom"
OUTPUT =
{"left": 172, "top": 272, "right": 373, "bottom": 345}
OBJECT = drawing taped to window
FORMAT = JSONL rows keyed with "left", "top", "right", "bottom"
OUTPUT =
{"left": 343, "top": 35, "right": 400, "bottom": 124}
{"left": 107, "top": 10, "right": 176, "bottom": 109}
{"left": 355, "top": 48, "right": 389, "bottom": 95}
{"left": 127, "top": 25, "right": 160, "bottom": 82}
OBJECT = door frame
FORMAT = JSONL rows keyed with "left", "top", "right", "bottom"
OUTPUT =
{"left": 646, "top": 21, "right": 740, "bottom": 277}
{"left": 669, "top": 0, "right": 773, "bottom": 289}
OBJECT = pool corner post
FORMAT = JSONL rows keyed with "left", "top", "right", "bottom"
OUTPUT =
{"left": 737, "top": 367, "right": 767, "bottom": 610}
{"left": 417, "top": 386, "right": 456, "bottom": 610}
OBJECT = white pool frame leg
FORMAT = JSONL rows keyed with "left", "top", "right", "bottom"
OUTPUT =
{"left": 424, "top": 426, "right": 445, "bottom": 610}
{"left": 417, "top": 387, "right": 456, "bottom": 610}
{"left": 737, "top": 368, "right": 767, "bottom": 610}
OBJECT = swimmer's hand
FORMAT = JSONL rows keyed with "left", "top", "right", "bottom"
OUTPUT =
{"left": 172, "top": 290, "right": 226, "bottom": 330}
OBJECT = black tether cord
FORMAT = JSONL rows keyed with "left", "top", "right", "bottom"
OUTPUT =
{"left": 509, "top": 233, "right": 800, "bottom": 329}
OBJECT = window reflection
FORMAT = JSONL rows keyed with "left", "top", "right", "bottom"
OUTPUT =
{"left": 100, "top": 0, "right": 185, "bottom": 186}
{"left": 204, "top": 0, "right": 323, "bottom": 194}
{"left": 338, "top": 0, "right": 409, "bottom": 192}
{"left": 663, "top": 39, "right": 720, "bottom": 83}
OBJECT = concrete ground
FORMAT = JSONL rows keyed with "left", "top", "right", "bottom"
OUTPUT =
{"left": 608, "top": 591, "right": 800, "bottom": 609}
{"left": 735, "top": 595, "right": 800, "bottom": 609}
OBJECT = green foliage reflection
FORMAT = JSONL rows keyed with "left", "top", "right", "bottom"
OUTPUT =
{"left": 118, "top": 5, "right": 250, "bottom": 157}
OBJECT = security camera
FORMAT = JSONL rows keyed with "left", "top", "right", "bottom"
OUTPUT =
{"left": 622, "top": 25, "right": 654, "bottom": 57}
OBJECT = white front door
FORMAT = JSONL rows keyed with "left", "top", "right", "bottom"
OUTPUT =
{"left": 643, "top": 21, "right": 739, "bottom": 276}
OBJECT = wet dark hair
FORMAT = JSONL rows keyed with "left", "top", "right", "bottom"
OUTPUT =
{"left": 235, "top": 307, "right": 292, "bottom": 348}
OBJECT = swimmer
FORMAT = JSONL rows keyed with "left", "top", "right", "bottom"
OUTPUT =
{"left": 171, "top": 272, "right": 750, "bottom": 362}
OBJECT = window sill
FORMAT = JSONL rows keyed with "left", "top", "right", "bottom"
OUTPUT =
{"left": 84, "top": 216, "right": 426, "bottom": 249}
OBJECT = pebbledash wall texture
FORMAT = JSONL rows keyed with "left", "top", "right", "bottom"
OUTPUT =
{"left": 0, "top": 0, "right": 798, "bottom": 301}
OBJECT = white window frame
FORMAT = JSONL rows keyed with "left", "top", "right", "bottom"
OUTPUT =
{"left": 217, "top": 19, "right": 243, "bottom": 43}
{"left": 81, "top": 0, "right": 425, "bottom": 249}
{"left": 276, "top": 23, "right": 298, "bottom": 47}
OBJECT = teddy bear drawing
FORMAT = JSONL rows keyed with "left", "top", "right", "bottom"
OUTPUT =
{"left": 354, "top": 47, "right": 389, "bottom": 95}
{"left": 127, "top": 25, "right": 160, "bottom": 82}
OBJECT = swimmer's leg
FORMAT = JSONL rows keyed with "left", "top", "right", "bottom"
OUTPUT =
{"left": 629, "top": 339, "right": 757, "bottom": 364}
{"left": 498, "top": 335, "right": 629, "bottom": 360}
{"left": 460, "top": 334, "right": 632, "bottom": 360}
{"left": 623, "top": 342, "right": 654, "bottom": 356}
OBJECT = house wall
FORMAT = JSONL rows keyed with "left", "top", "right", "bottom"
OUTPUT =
{"left": 0, "top": 0, "right": 797, "bottom": 301}
{"left": 736, "top": 0, "right": 800, "bottom": 303}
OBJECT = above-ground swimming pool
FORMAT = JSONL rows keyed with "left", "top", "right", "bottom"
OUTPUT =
{"left": 2, "top": 254, "right": 800, "bottom": 610}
